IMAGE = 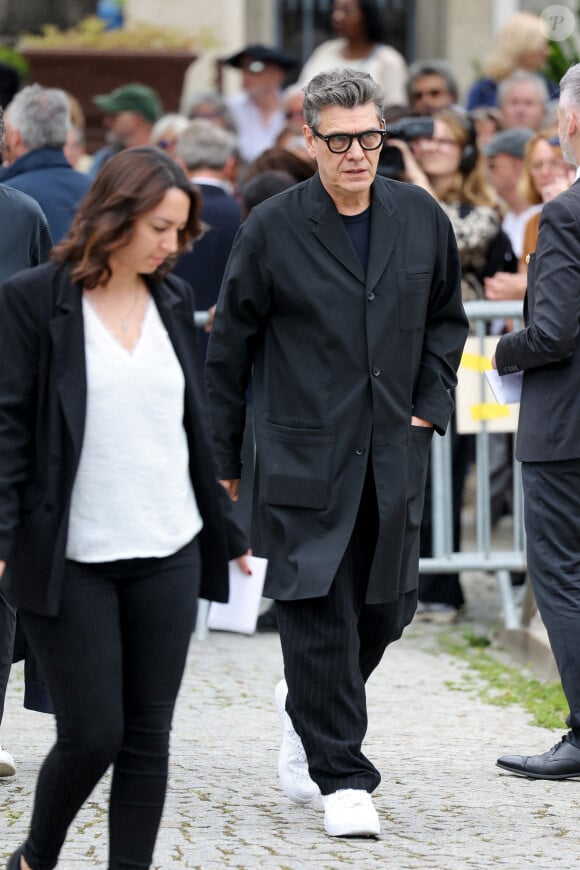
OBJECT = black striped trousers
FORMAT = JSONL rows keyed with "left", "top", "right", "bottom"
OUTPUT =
{"left": 276, "top": 462, "right": 417, "bottom": 796}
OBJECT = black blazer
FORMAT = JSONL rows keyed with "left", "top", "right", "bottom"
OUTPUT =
{"left": 206, "top": 173, "right": 468, "bottom": 604}
{"left": 173, "top": 183, "right": 242, "bottom": 368}
{"left": 495, "top": 181, "right": 580, "bottom": 462}
{"left": 0, "top": 262, "right": 246, "bottom": 616}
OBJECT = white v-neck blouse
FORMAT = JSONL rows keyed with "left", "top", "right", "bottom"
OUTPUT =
{"left": 65, "top": 296, "right": 203, "bottom": 562}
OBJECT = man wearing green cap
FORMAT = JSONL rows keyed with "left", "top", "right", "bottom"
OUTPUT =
{"left": 90, "top": 82, "right": 164, "bottom": 177}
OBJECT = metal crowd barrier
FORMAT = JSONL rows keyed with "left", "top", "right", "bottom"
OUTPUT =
{"left": 419, "top": 300, "right": 527, "bottom": 629}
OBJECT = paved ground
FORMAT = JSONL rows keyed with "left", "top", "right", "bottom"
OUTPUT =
{"left": 1, "top": 568, "right": 578, "bottom": 869}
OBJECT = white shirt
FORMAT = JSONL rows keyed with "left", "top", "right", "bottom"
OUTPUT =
{"left": 66, "top": 297, "right": 203, "bottom": 562}
{"left": 225, "top": 91, "right": 286, "bottom": 163}
{"left": 297, "top": 39, "right": 407, "bottom": 106}
{"left": 502, "top": 204, "right": 542, "bottom": 259}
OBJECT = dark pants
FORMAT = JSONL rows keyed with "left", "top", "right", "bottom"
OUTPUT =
{"left": 523, "top": 460, "right": 580, "bottom": 731}
{"left": 0, "top": 589, "right": 16, "bottom": 724}
{"left": 0, "top": 592, "right": 52, "bottom": 724}
{"left": 19, "top": 538, "right": 200, "bottom": 870}
{"left": 276, "top": 465, "right": 417, "bottom": 796}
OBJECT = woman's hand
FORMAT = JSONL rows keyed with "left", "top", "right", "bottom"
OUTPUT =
{"left": 484, "top": 272, "right": 526, "bottom": 300}
{"left": 235, "top": 549, "right": 253, "bottom": 576}
{"left": 388, "top": 138, "right": 435, "bottom": 194}
{"left": 204, "top": 305, "right": 216, "bottom": 333}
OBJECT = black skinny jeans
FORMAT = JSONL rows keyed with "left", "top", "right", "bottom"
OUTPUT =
{"left": 19, "top": 537, "right": 200, "bottom": 870}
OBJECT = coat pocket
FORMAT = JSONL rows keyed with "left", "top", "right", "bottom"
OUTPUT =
{"left": 407, "top": 425, "right": 433, "bottom": 520}
{"left": 260, "top": 419, "right": 335, "bottom": 510}
{"left": 397, "top": 267, "right": 431, "bottom": 332}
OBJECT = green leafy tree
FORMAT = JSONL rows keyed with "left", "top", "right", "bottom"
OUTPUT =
{"left": 544, "top": 3, "right": 580, "bottom": 83}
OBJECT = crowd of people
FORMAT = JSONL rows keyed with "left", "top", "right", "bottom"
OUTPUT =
{"left": 1, "top": 0, "right": 579, "bottom": 865}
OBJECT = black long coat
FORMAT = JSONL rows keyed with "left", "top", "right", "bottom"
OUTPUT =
{"left": 206, "top": 173, "right": 468, "bottom": 604}
{"left": 0, "top": 262, "right": 246, "bottom": 616}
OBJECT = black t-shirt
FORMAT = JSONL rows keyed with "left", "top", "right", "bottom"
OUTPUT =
{"left": 340, "top": 207, "right": 371, "bottom": 273}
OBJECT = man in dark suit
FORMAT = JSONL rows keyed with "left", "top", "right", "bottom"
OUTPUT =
{"left": 173, "top": 118, "right": 242, "bottom": 370}
{"left": 0, "top": 106, "right": 53, "bottom": 779}
{"left": 205, "top": 68, "right": 468, "bottom": 837}
{"left": 1, "top": 84, "right": 91, "bottom": 243}
{"left": 494, "top": 63, "right": 580, "bottom": 780}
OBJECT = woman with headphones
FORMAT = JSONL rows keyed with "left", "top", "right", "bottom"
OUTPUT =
{"left": 395, "top": 106, "right": 507, "bottom": 303}
{"left": 391, "top": 107, "right": 516, "bottom": 622}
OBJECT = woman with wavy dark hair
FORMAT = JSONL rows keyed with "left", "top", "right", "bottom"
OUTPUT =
{"left": 1, "top": 146, "right": 248, "bottom": 870}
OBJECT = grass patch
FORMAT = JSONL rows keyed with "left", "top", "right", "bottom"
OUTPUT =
{"left": 437, "top": 628, "right": 568, "bottom": 729}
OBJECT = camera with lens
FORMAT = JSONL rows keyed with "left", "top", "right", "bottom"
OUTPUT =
{"left": 378, "top": 116, "right": 434, "bottom": 180}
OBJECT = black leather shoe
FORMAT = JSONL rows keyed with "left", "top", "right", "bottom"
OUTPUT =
{"left": 256, "top": 604, "right": 278, "bottom": 632}
{"left": 497, "top": 733, "right": 580, "bottom": 780}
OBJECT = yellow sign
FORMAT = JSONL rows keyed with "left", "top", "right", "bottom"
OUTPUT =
{"left": 456, "top": 337, "right": 519, "bottom": 434}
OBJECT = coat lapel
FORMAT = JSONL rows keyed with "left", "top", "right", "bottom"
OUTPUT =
{"left": 306, "top": 175, "right": 365, "bottom": 283}
{"left": 306, "top": 173, "right": 401, "bottom": 289}
{"left": 366, "top": 181, "right": 401, "bottom": 292}
{"left": 50, "top": 267, "right": 86, "bottom": 458}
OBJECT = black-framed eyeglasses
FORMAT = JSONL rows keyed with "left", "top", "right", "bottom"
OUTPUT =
{"left": 311, "top": 127, "right": 386, "bottom": 153}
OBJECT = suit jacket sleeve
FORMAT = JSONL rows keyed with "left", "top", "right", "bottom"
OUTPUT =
{"left": 495, "top": 195, "right": 580, "bottom": 373}
{"left": 34, "top": 217, "right": 53, "bottom": 267}
{"left": 412, "top": 205, "right": 467, "bottom": 433}
{"left": 0, "top": 274, "right": 40, "bottom": 559}
{"left": 205, "top": 220, "right": 272, "bottom": 478}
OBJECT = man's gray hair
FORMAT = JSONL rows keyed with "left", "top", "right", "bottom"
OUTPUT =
{"left": 302, "top": 68, "right": 384, "bottom": 130}
{"left": 6, "top": 84, "right": 70, "bottom": 151}
{"left": 498, "top": 70, "right": 549, "bottom": 107}
{"left": 559, "top": 63, "right": 580, "bottom": 112}
{"left": 175, "top": 118, "right": 238, "bottom": 171}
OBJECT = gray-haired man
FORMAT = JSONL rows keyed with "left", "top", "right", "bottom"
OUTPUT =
{"left": 0, "top": 105, "right": 53, "bottom": 778}
{"left": 495, "top": 62, "right": 580, "bottom": 781}
{"left": 206, "top": 68, "right": 468, "bottom": 837}
{"left": 1, "top": 84, "right": 91, "bottom": 242}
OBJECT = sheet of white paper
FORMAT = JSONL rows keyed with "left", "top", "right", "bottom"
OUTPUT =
{"left": 484, "top": 368, "right": 523, "bottom": 405}
{"left": 207, "top": 555, "right": 268, "bottom": 634}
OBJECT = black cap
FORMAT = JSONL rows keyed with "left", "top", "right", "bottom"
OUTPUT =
{"left": 223, "top": 43, "right": 299, "bottom": 72}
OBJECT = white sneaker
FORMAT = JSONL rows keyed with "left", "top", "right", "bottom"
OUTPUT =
{"left": 274, "top": 679, "right": 319, "bottom": 804}
{"left": 322, "top": 789, "right": 380, "bottom": 837}
{"left": 0, "top": 744, "right": 16, "bottom": 777}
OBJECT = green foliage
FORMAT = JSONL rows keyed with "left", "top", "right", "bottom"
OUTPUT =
{"left": 544, "top": 40, "right": 579, "bottom": 83}
{"left": 0, "top": 45, "right": 29, "bottom": 79}
{"left": 18, "top": 17, "right": 216, "bottom": 52}
{"left": 543, "top": 2, "right": 580, "bottom": 83}
{"left": 439, "top": 629, "right": 568, "bottom": 730}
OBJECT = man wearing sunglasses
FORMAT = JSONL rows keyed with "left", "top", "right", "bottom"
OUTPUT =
{"left": 206, "top": 68, "right": 467, "bottom": 839}
{"left": 223, "top": 43, "right": 299, "bottom": 164}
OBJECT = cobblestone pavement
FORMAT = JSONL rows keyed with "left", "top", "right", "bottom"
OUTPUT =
{"left": 1, "top": 571, "right": 578, "bottom": 869}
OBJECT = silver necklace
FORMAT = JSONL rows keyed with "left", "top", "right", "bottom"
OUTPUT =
{"left": 119, "top": 289, "right": 141, "bottom": 332}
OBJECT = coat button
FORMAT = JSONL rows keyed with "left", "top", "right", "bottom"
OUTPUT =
{"left": 355, "top": 446, "right": 366, "bottom": 456}
{"left": 372, "top": 367, "right": 381, "bottom": 377}
{"left": 367, "top": 291, "right": 375, "bottom": 301}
